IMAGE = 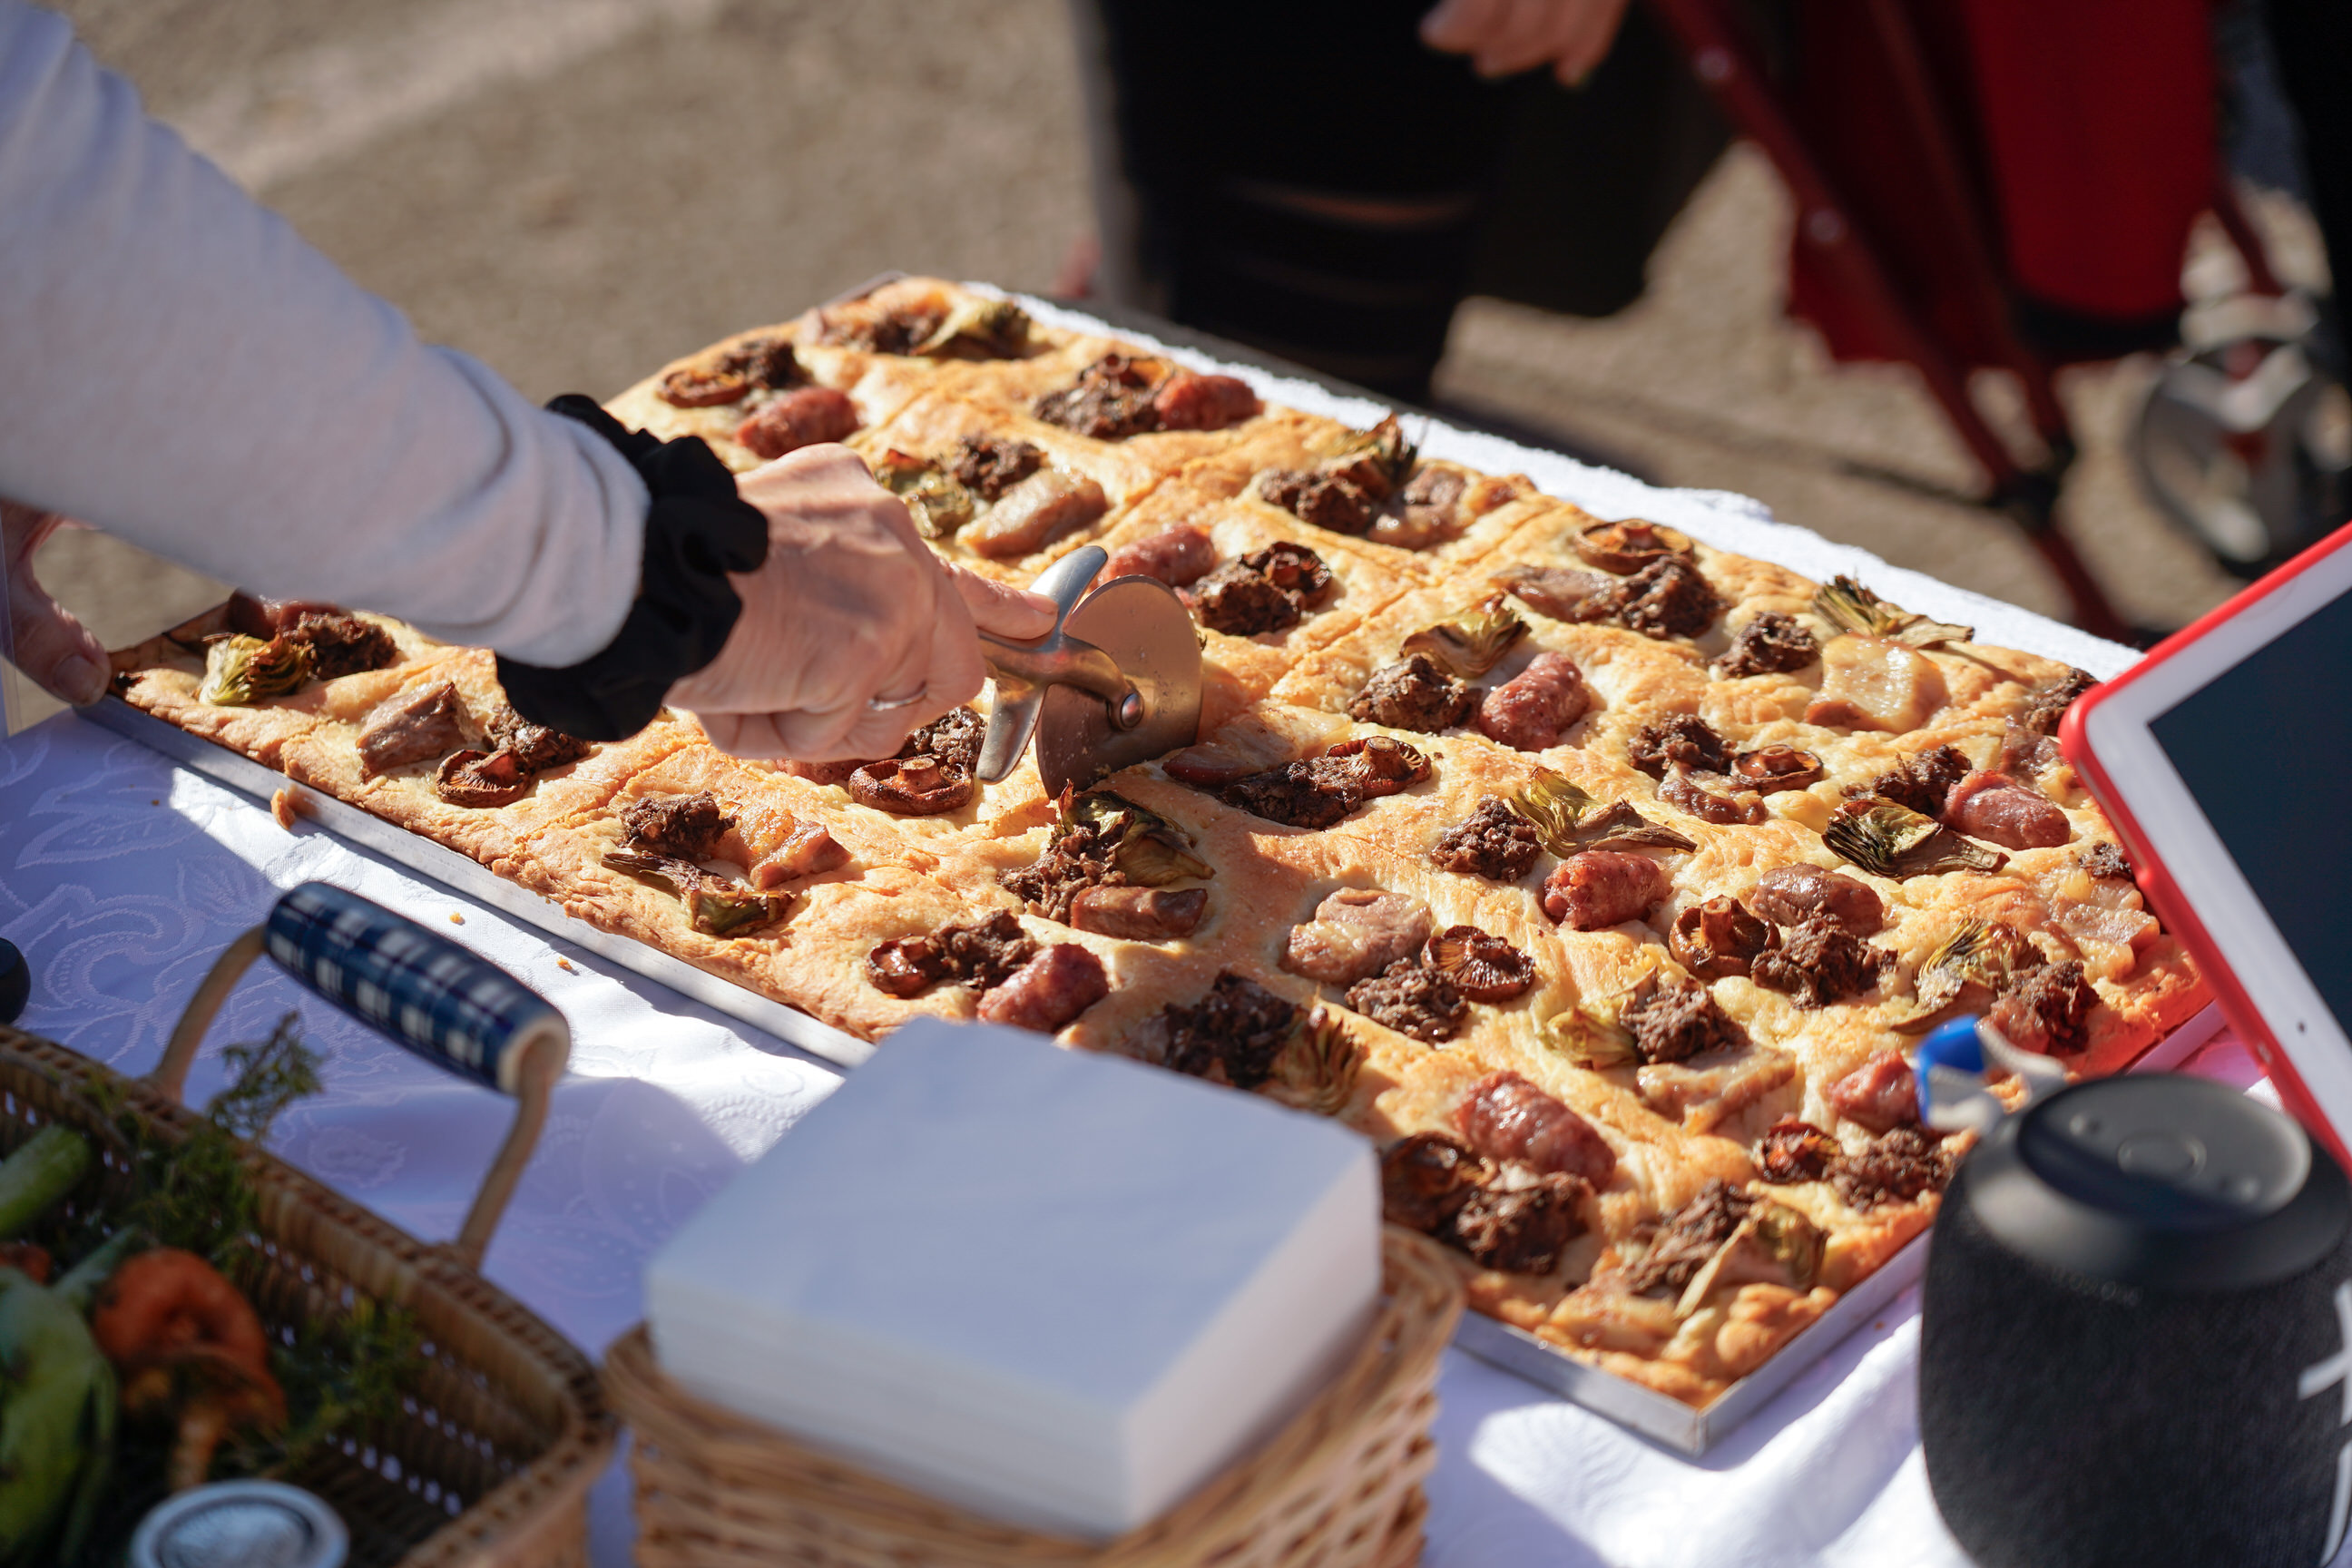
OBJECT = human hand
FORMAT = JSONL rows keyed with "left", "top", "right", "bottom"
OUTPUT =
{"left": 2, "top": 503, "right": 107, "bottom": 707}
{"left": 1419, "top": 0, "right": 1632, "bottom": 84}
{"left": 668, "top": 445, "right": 1056, "bottom": 761}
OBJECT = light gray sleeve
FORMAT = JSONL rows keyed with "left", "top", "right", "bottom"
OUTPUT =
{"left": 0, "top": 1, "right": 648, "bottom": 667}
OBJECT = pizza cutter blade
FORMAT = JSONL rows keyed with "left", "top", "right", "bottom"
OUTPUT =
{"left": 975, "top": 544, "right": 1202, "bottom": 796}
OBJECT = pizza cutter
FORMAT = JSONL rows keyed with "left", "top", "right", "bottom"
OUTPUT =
{"left": 975, "top": 544, "right": 1201, "bottom": 795}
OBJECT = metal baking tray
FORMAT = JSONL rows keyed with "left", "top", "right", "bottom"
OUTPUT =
{"left": 87, "top": 286, "right": 2225, "bottom": 1451}
{"left": 79, "top": 698, "right": 875, "bottom": 1070}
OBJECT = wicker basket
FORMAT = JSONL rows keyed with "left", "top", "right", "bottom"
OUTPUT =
{"left": 0, "top": 1016, "right": 615, "bottom": 1568}
{"left": 605, "top": 1227, "right": 1464, "bottom": 1568}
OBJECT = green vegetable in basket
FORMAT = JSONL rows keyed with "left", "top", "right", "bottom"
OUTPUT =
{"left": 0, "top": 1228, "right": 141, "bottom": 1568}
{"left": 0, "top": 1126, "right": 93, "bottom": 1240}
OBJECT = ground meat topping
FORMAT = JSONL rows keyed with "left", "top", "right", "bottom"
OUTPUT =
{"left": 1257, "top": 468, "right": 1377, "bottom": 535}
{"left": 357, "top": 681, "right": 465, "bottom": 777}
{"left": 1755, "top": 1118, "right": 1840, "bottom": 1184}
{"left": 1431, "top": 797, "right": 1544, "bottom": 882}
{"left": 1713, "top": 612, "right": 1820, "bottom": 677}
{"left": 1623, "top": 1181, "right": 1755, "bottom": 1295}
{"left": 658, "top": 335, "right": 800, "bottom": 407}
{"left": 284, "top": 612, "right": 397, "bottom": 681}
{"left": 947, "top": 435, "right": 1044, "bottom": 502}
{"left": 1348, "top": 652, "right": 1475, "bottom": 731}
{"left": 1219, "top": 759, "right": 1362, "bottom": 829}
{"left": 1847, "top": 744, "right": 1970, "bottom": 815}
{"left": 1034, "top": 352, "right": 1165, "bottom": 439}
{"left": 1831, "top": 1126, "right": 1955, "bottom": 1210}
{"left": 1000, "top": 821, "right": 1125, "bottom": 923}
{"left": 1749, "top": 916, "right": 1891, "bottom": 1008}
{"left": 2077, "top": 841, "right": 2132, "bottom": 880}
{"left": 815, "top": 302, "right": 946, "bottom": 354}
{"left": 1614, "top": 557, "right": 1722, "bottom": 638}
{"left": 1160, "top": 972, "right": 1299, "bottom": 1089}
{"left": 1452, "top": 1168, "right": 1589, "bottom": 1274}
{"left": 1627, "top": 715, "right": 1730, "bottom": 777}
{"left": 897, "top": 706, "right": 985, "bottom": 775}
{"left": 865, "top": 910, "right": 1037, "bottom": 999}
{"left": 1379, "top": 1133, "right": 1488, "bottom": 1235}
{"left": 1990, "top": 958, "right": 2097, "bottom": 1054}
{"left": 1619, "top": 975, "right": 1746, "bottom": 1064}
{"left": 485, "top": 706, "right": 593, "bottom": 774}
{"left": 1192, "top": 561, "right": 1304, "bottom": 637}
{"left": 1345, "top": 958, "right": 1470, "bottom": 1044}
{"left": 2018, "top": 668, "right": 2097, "bottom": 735}
{"left": 621, "top": 790, "right": 733, "bottom": 860}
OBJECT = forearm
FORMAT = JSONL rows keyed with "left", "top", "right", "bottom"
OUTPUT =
{"left": 0, "top": 2, "right": 644, "bottom": 666}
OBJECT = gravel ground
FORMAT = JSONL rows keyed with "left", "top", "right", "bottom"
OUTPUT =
{"left": 13, "top": 0, "right": 2309, "bottom": 727}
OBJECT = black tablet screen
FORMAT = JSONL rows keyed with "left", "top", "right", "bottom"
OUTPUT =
{"left": 2150, "top": 590, "right": 2352, "bottom": 1037}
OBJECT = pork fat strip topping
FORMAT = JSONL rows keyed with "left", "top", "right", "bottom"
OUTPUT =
{"left": 965, "top": 470, "right": 1111, "bottom": 559}
{"left": 1712, "top": 611, "right": 1819, "bottom": 677}
{"left": 1541, "top": 850, "right": 1671, "bottom": 930}
{"left": 284, "top": 612, "right": 397, "bottom": 680}
{"left": 1102, "top": 524, "right": 1219, "bottom": 588}
{"left": 357, "top": 681, "right": 465, "bottom": 777}
{"left": 1348, "top": 652, "right": 1475, "bottom": 732}
{"left": 1749, "top": 864, "right": 1885, "bottom": 936}
{"left": 866, "top": 910, "right": 1040, "bottom": 999}
{"left": 1158, "top": 972, "right": 1299, "bottom": 1089}
{"left": 947, "top": 435, "right": 1044, "bottom": 502}
{"left": 1455, "top": 1071, "right": 1616, "bottom": 1185}
{"left": 1492, "top": 564, "right": 1620, "bottom": 623}
{"left": 1282, "top": 888, "right": 1434, "bottom": 986}
{"left": 734, "top": 385, "right": 859, "bottom": 461}
{"left": 1620, "top": 975, "right": 1747, "bottom": 1064}
{"left": 1069, "top": 886, "right": 1209, "bottom": 941}
{"left": 1749, "top": 916, "right": 1891, "bottom": 1009}
{"left": 1346, "top": 959, "right": 1469, "bottom": 1044}
{"left": 1826, "top": 1051, "right": 1919, "bottom": 1133}
{"left": 1379, "top": 1133, "right": 1588, "bottom": 1275}
{"left": 1627, "top": 714, "right": 1730, "bottom": 777}
{"left": 2077, "top": 841, "right": 2132, "bottom": 881}
{"left": 621, "top": 791, "right": 733, "bottom": 860}
{"left": 975, "top": 943, "right": 1110, "bottom": 1034}
{"left": 1476, "top": 652, "right": 1590, "bottom": 751}
{"left": 1943, "top": 769, "right": 2071, "bottom": 850}
{"left": 1430, "top": 797, "right": 1544, "bottom": 882}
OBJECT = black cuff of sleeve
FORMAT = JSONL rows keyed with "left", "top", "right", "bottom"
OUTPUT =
{"left": 496, "top": 395, "right": 769, "bottom": 742}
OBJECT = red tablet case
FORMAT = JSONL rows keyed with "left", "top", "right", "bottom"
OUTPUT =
{"left": 2062, "top": 520, "right": 2352, "bottom": 1167}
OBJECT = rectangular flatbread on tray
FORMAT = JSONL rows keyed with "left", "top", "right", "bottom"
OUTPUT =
{"left": 111, "top": 277, "right": 2208, "bottom": 1408}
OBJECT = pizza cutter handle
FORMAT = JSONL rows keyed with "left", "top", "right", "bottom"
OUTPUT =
{"left": 154, "top": 881, "right": 569, "bottom": 1272}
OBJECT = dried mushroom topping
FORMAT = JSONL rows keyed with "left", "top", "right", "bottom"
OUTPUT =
{"left": 1847, "top": 745, "right": 1971, "bottom": 816}
{"left": 2077, "top": 841, "right": 2132, "bottom": 880}
{"left": 1265, "top": 1004, "right": 1364, "bottom": 1116}
{"left": 1573, "top": 517, "right": 1692, "bottom": 574}
{"left": 1324, "top": 735, "right": 1431, "bottom": 795}
{"left": 1424, "top": 926, "right": 1537, "bottom": 1003}
{"left": 1670, "top": 897, "right": 1776, "bottom": 979}
{"left": 284, "top": 612, "right": 397, "bottom": 681}
{"left": 1399, "top": 596, "right": 1528, "bottom": 678}
{"left": 1730, "top": 744, "right": 1824, "bottom": 794}
{"left": 1712, "top": 612, "right": 1818, "bottom": 678}
{"left": 848, "top": 755, "right": 975, "bottom": 816}
{"left": 1490, "top": 564, "right": 1619, "bottom": 623}
{"left": 1619, "top": 974, "right": 1747, "bottom": 1064}
{"left": 435, "top": 749, "right": 530, "bottom": 809}
{"left": 813, "top": 300, "right": 946, "bottom": 355}
{"left": 1811, "top": 574, "right": 1974, "bottom": 649}
{"left": 1754, "top": 1117, "right": 1840, "bottom": 1184}
{"left": 603, "top": 848, "right": 792, "bottom": 937}
{"left": 1990, "top": 957, "right": 2098, "bottom": 1054}
{"left": 1824, "top": 799, "right": 2006, "bottom": 879}
{"left": 1345, "top": 958, "right": 1470, "bottom": 1044}
{"left": 2018, "top": 667, "right": 2097, "bottom": 735}
{"left": 1660, "top": 767, "right": 1767, "bottom": 826}
{"left": 656, "top": 335, "right": 801, "bottom": 407}
{"left": 1627, "top": 715, "right": 1730, "bottom": 778}
{"left": 1749, "top": 916, "right": 1892, "bottom": 1009}
{"left": 620, "top": 790, "right": 733, "bottom": 861}
{"left": 947, "top": 434, "right": 1045, "bottom": 502}
{"left": 1431, "top": 797, "right": 1544, "bottom": 883}
{"left": 867, "top": 910, "right": 1038, "bottom": 998}
{"left": 1157, "top": 971, "right": 1299, "bottom": 1089}
{"left": 1034, "top": 352, "right": 1166, "bottom": 439}
{"left": 1379, "top": 1132, "right": 1489, "bottom": 1235}
{"left": 872, "top": 449, "right": 977, "bottom": 539}
{"left": 1348, "top": 652, "right": 1475, "bottom": 732}
{"left": 200, "top": 633, "right": 315, "bottom": 707}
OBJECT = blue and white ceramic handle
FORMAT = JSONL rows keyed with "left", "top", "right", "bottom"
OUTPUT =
{"left": 158, "top": 881, "right": 570, "bottom": 1270}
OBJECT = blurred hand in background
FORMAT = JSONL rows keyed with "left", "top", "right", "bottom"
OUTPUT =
{"left": 1419, "top": 0, "right": 1632, "bottom": 85}
{"left": 2, "top": 504, "right": 106, "bottom": 707}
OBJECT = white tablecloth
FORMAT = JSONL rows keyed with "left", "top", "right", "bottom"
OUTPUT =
{"left": 0, "top": 710, "right": 2272, "bottom": 1567}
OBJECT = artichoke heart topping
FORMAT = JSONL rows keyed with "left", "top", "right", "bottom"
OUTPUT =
{"left": 1267, "top": 1004, "right": 1363, "bottom": 1116}
{"left": 1825, "top": 800, "right": 2006, "bottom": 879}
{"left": 199, "top": 632, "right": 315, "bottom": 707}
{"left": 1059, "top": 789, "right": 1214, "bottom": 885}
{"left": 1673, "top": 1202, "right": 1826, "bottom": 1318}
{"left": 1317, "top": 414, "right": 1417, "bottom": 489}
{"left": 602, "top": 848, "right": 793, "bottom": 937}
{"left": 1811, "top": 575, "right": 1974, "bottom": 649}
{"left": 1888, "top": 917, "right": 2043, "bottom": 1031}
{"left": 872, "top": 448, "right": 977, "bottom": 539}
{"left": 1400, "top": 593, "right": 1528, "bottom": 678}
{"left": 1508, "top": 771, "right": 1697, "bottom": 857}
{"left": 912, "top": 297, "right": 1032, "bottom": 358}
{"left": 1538, "top": 1002, "right": 1641, "bottom": 1072}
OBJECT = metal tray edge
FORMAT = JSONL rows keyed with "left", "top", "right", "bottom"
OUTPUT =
{"left": 79, "top": 700, "right": 876, "bottom": 1070}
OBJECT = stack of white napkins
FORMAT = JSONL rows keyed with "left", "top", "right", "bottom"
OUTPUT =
{"left": 645, "top": 1018, "right": 1381, "bottom": 1540}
